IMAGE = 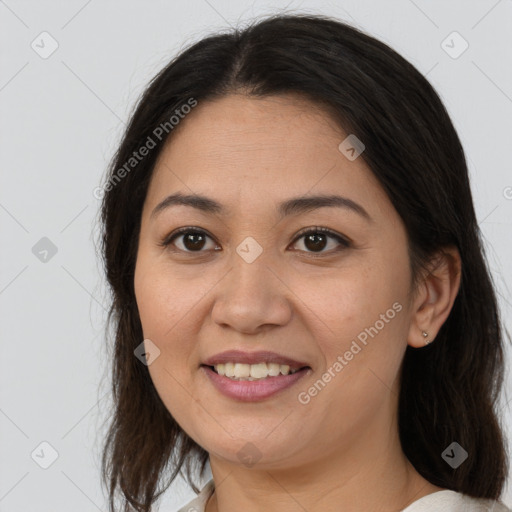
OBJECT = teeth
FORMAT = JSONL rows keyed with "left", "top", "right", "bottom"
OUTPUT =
{"left": 213, "top": 362, "right": 302, "bottom": 380}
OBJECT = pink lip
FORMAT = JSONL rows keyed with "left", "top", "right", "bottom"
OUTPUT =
{"left": 201, "top": 350, "right": 310, "bottom": 371}
{"left": 201, "top": 365, "right": 312, "bottom": 402}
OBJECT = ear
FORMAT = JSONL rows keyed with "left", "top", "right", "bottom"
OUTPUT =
{"left": 407, "top": 245, "right": 462, "bottom": 348}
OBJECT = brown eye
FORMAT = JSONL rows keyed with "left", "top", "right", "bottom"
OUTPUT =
{"left": 179, "top": 231, "right": 208, "bottom": 251}
{"left": 291, "top": 227, "right": 350, "bottom": 254}
{"left": 160, "top": 228, "right": 218, "bottom": 252}
{"left": 304, "top": 232, "right": 328, "bottom": 251}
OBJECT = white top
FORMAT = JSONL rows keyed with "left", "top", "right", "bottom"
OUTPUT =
{"left": 176, "top": 478, "right": 512, "bottom": 512}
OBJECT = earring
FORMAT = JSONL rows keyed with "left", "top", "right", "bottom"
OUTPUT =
{"left": 422, "top": 330, "right": 431, "bottom": 345}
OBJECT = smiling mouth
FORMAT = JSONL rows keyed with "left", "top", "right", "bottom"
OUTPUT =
{"left": 202, "top": 363, "right": 311, "bottom": 381}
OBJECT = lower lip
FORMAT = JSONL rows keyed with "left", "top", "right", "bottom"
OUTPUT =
{"left": 201, "top": 365, "right": 311, "bottom": 402}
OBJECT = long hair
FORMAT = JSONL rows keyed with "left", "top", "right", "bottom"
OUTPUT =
{"left": 96, "top": 13, "right": 510, "bottom": 511}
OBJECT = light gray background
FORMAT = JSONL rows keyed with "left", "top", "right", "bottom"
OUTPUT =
{"left": 1, "top": 0, "right": 511, "bottom": 510}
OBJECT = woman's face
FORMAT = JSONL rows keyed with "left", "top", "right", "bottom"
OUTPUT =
{"left": 134, "top": 93, "right": 418, "bottom": 470}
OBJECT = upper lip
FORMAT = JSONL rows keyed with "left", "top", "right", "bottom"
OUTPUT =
{"left": 202, "top": 350, "right": 310, "bottom": 370}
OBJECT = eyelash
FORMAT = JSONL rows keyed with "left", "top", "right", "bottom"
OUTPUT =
{"left": 158, "top": 226, "right": 351, "bottom": 257}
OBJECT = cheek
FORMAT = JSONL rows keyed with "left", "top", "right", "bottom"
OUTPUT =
{"left": 134, "top": 254, "right": 197, "bottom": 340}
{"left": 311, "top": 260, "right": 405, "bottom": 336}
{"left": 134, "top": 254, "right": 218, "bottom": 387}
{"left": 306, "top": 254, "right": 410, "bottom": 386}
{"left": 305, "top": 282, "right": 408, "bottom": 432}
{"left": 134, "top": 260, "right": 201, "bottom": 421}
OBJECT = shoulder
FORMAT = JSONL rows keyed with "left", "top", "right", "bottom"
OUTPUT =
{"left": 402, "top": 489, "right": 512, "bottom": 512}
{"left": 176, "top": 479, "right": 215, "bottom": 512}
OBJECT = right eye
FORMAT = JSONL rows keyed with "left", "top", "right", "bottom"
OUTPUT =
{"left": 159, "top": 227, "right": 220, "bottom": 253}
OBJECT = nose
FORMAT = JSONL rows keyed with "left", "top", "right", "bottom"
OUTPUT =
{"left": 210, "top": 251, "right": 293, "bottom": 335}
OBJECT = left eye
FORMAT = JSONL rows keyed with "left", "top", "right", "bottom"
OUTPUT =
{"left": 291, "top": 227, "right": 350, "bottom": 254}
{"left": 159, "top": 227, "right": 350, "bottom": 255}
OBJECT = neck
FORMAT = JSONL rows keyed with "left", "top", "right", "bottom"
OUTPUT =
{"left": 205, "top": 427, "right": 442, "bottom": 512}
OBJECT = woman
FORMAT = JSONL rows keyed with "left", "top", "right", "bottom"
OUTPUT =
{"left": 97, "top": 13, "right": 511, "bottom": 512}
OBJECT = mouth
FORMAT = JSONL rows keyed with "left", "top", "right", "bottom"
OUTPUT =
{"left": 200, "top": 363, "right": 312, "bottom": 402}
{"left": 201, "top": 363, "right": 310, "bottom": 380}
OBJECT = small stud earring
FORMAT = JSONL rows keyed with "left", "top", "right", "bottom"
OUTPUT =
{"left": 422, "top": 330, "right": 430, "bottom": 345}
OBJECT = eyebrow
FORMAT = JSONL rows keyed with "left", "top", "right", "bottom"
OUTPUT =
{"left": 150, "top": 192, "right": 372, "bottom": 223}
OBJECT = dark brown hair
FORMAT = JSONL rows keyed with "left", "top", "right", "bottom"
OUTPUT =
{"left": 96, "top": 12, "right": 510, "bottom": 512}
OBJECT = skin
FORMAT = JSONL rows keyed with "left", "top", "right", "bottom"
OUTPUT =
{"left": 133, "top": 93, "right": 461, "bottom": 512}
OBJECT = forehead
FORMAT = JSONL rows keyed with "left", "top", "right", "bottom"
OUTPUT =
{"left": 144, "top": 94, "right": 391, "bottom": 223}
{"left": 166, "top": 93, "right": 344, "bottom": 155}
